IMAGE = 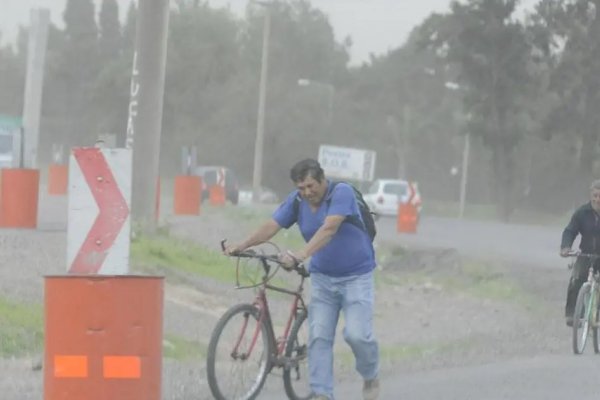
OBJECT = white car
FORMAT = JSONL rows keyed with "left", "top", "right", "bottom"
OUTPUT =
{"left": 363, "top": 179, "right": 422, "bottom": 217}
{"left": 238, "top": 185, "right": 280, "bottom": 205}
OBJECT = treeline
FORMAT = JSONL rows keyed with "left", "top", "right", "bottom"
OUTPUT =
{"left": 0, "top": 0, "right": 598, "bottom": 219}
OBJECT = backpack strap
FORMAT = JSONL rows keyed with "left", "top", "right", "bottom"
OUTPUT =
{"left": 292, "top": 181, "right": 366, "bottom": 234}
{"left": 292, "top": 190, "right": 302, "bottom": 222}
{"left": 326, "top": 182, "right": 367, "bottom": 233}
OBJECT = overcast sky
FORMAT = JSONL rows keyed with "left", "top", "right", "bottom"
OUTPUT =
{"left": 1, "top": 0, "right": 539, "bottom": 64}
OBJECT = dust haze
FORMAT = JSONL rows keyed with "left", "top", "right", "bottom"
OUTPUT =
{"left": 0, "top": 0, "right": 594, "bottom": 225}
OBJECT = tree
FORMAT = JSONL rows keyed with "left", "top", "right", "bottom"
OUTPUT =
{"left": 60, "top": 0, "right": 99, "bottom": 144}
{"left": 90, "top": 0, "right": 128, "bottom": 139}
{"left": 161, "top": 2, "right": 242, "bottom": 174}
{"left": 99, "top": 0, "right": 122, "bottom": 60}
{"left": 0, "top": 36, "right": 25, "bottom": 116}
{"left": 528, "top": 0, "right": 600, "bottom": 184}
{"left": 235, "top": 0, "right": 350, "bottom": 190}
{"left": 418, "top": 0, "right": 535, "bottom": 220}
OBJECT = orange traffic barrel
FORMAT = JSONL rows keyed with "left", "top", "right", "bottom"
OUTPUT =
{"left": 48, "top": 164, "right": 68, "bottom": 195}
{"left": 397, "top": 203, "right": 418, "bottom": 233}
{"left": 209, "top": 185, "right": 226, "bottom": 206}
{"left": 173, "top": 175, "right": 201, "bottom": 215}
{"left": 44, "top": 275, "right": 164, "bottom": 400}
{"left": 0, "top": 168, "right": 39, "bottom": 228}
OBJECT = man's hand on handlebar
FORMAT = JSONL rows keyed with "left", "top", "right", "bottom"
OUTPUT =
{"left": 279, "top": 250, "right": 306, "bottom": 271}
{"left": 222, "top": 240, "right": 246, "bottom": 256}
{"left": 561, "top": 248, "right": 577, "bottom": 258}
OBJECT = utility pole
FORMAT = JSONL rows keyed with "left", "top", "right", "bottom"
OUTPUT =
{"left": 22, "top": 8, "right": 50, "bottom": 169}
{"left": 399, "top": 105, "right": 410, "bottom": 178}
{"left": 458, "top": 132, "right": 470, "bottom": 219}
{"left": 252, "top": 4, "right": 271, "bottom": 203}
{"left": 297, "top": 79, "right": 335, "bottom": 127}
{"left": 444, "top": 81, "right": 471, "bottom": 219}
{"left": 125, "top": 0, "right": 170, "bottom": 230}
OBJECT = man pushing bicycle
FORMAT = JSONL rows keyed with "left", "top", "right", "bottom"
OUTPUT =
{"left": 225, "top": 158, "right": 380, "bottom": 400}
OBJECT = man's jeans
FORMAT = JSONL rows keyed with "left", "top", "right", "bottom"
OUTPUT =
{"left": 308, "top": 271, "right": 379, "bottom": 399}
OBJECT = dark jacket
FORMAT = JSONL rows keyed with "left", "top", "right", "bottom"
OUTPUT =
{"left": 561, "top": 202, "right": 600, "bottom": 254}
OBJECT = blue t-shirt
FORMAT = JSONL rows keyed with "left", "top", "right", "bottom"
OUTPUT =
{"left": 272, "top": 181, "right": 376, "bottom": 277}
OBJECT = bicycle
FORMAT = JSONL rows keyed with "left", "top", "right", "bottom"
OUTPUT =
{"left": 568, "top": 251, "right": 600, "bottom": 354}
{"left": 206, "top": 240, "right": 311, "bottom": 400}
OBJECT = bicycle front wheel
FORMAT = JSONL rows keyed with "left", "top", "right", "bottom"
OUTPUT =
{"left": 207, "top": 303, "right": 272, "bottom": 400}
{"left": 593, "top": 293, "right": 600, "bottom": 354}
{"left": 573, "top": 283, "right": 592, "bottom": 354}
{"left": 283, "top": 310, "right": 311, "bottom": 400}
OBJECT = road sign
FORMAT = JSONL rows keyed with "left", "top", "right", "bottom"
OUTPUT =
{"left": 0, "top": 114, "right": 21, "bottom": 131}
{"left": 67, "top": 148, "right": 132, "bottom": 274}
{"left": 0, "top": 114, "right": 22, "bottom": 168}
{"left": 318, "top": 144, "right": 376, "bottom": 182}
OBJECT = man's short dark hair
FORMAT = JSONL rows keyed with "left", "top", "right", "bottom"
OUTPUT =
{"left": 290, "top": 158, "right": 325, "bottom": 183}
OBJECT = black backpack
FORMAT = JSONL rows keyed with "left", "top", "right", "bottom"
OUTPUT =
{"left": 292, "top": 181, "right": 377, "bottom": 242}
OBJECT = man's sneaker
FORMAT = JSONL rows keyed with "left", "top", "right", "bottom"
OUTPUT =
{"left": 363, "top": 378, "right": 380, "bottom": 400}
{"left": 566, "top": 316, "right": 574, "bottom": 327}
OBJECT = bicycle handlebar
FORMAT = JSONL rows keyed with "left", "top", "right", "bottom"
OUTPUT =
{"left": 220, "top": 239, "right": 310, "bottom": 278}
{"left": 564, "top": 251, "right": 600, "bottom": 259}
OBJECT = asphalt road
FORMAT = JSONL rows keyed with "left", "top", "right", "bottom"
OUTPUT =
{"left": 377, "top": 215, "right": 562, "bottom": 269}
{"left": 31, "top": 196, "right": 587, "bottom": 400}
{"left": 260, "top": 215, "right": 589, "bottom": 400}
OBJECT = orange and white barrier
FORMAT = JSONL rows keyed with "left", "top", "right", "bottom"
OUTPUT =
{"left": 44, "top": 275, "right": 163, "bottom": 400}
{"left": 209, "top": 167, "right": 226, "bottom": 206}
{"left": 48, "top": 164, "right": 68, "bottom": 195}
{"left": 209, "top": 185, "right": 226, "bottom": 206}
{"left": 397, "top": 181, "right": 419, "bottom": 233}
{"left": 67, "top": 148, "right": 131, "bottom": 274}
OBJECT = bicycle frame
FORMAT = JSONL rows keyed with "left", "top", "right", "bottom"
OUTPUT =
{"left": 584, "top": 267, "right": 600, "bottom": 328}
{"left": 233, "top": 258, "right": 308, "bottom": 369}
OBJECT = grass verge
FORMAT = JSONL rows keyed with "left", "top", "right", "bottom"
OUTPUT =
{"left": 0, "top": 296, "right": 43, "bottom": 357}
{"left": 131, "top": 233, "right": 236, "bottom": 283}
{"left": 375, "top": 244, "right": 538, "bottom": 308}
{"left": 163, "top": 334, "right": 207, "bottom": 360}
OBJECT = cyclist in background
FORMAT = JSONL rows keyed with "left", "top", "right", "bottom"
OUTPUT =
{"left": 225, "top": 158, "right": 379, "bottom": 400}
{"left": 561, "top": 179, "right": 600, "bottom": 327}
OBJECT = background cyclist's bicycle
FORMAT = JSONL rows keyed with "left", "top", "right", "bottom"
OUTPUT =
{"left": 206, "top": 240, "right": 311, "bottom": 400}
{"left": 568, "top": 251, "right": 600, "bottom": 354}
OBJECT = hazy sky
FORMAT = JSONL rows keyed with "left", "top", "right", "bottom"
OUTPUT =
{"left": 1, "top": 0, "right": 539, "bottom": 64}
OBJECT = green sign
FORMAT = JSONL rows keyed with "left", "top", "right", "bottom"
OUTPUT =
{"left": 0, "top": 115, "right": 22, "bottom": 132}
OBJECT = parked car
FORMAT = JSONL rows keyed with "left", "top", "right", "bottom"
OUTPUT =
{"left": 193, "top": 166, "right": 239, "bottom": 205}
{"left": 363, "top": 179, "right": 422, "bottom": 217}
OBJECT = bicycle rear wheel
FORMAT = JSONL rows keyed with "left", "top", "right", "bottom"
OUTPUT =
{"left": 573, "top": 283, "right": 592, "bottom": 354}
{"left": 207, "top": 303, "right": 272, "bottom": 400}
{"left": 283, "top": 310, "right": 311, "bottom": 400}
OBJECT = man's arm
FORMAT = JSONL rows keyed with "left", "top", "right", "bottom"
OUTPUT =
{"left": 294, "top": 215, "right": 345, "bottom": 261}
{"left": 561, "top": 210, "right": 581, "bottom": 255}
{"left": 226, "top": 219, "right": 282, "bottom": 254}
